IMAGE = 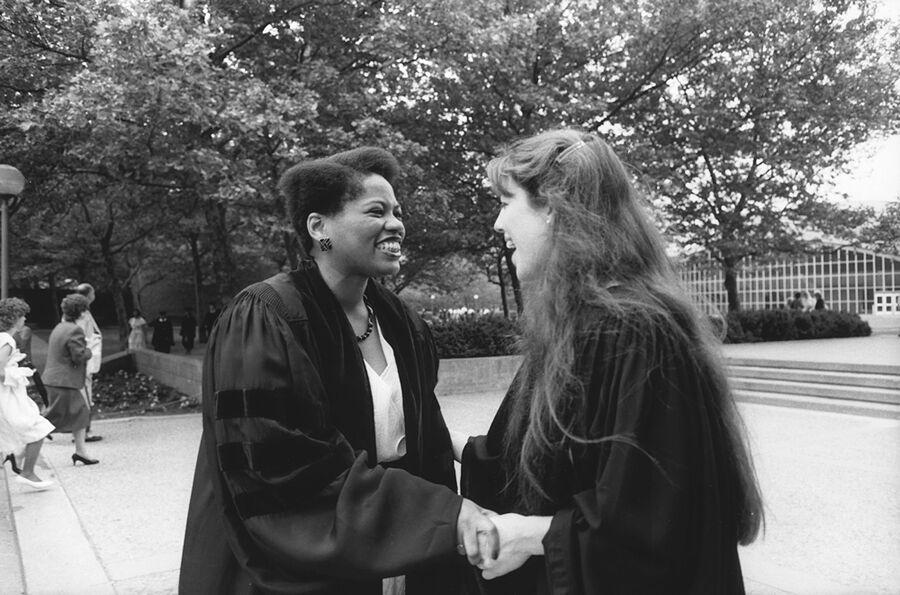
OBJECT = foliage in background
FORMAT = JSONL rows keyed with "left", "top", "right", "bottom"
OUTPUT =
{"left": 1, "top": 0, "right": 898, "bottom": 320}
{"left": 723, "top": 309, "right": 871, "bottom": 343}
{"left": 430, "top": 309, "right": 872, "bottom": 355}
{"left": 627, "top": 0, "right": 900, "bottom": 310}
{"left": 860, "top": 200, "right": 900, "bottom": 255}
{"left": 430, "top": 314, "right": 520, "bottom": 358}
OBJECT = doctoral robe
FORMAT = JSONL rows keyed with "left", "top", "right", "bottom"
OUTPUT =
{"left": 462, "top": 308, "right": 748, "bottom": 594}
{"left": 180, "top": 261, "right": 463, "bottom": 594}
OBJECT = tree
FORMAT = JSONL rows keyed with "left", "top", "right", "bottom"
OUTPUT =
{"left": 191, "top": 0, "right": 482, "bottom": 292}
{"left": 624, "top": 0, "right": 900, "bottom": 310}
{"left": 0, "top": 0, "right": 101, "bottom": 109}
{"left": 4, "top": 0, "right": 314, "bottom": 337}
{"left": 374, "top": 0, "right": 770, "bottom": 310}
{"left": 860, "top": 199, "right": 900, "bottom": 254}
{"left": 4, "top": 0, "right": 897, "bottom": 320}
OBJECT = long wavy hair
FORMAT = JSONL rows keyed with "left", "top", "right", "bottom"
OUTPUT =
{"left": 487, "top": 129, "right": 763, "bottom": 545}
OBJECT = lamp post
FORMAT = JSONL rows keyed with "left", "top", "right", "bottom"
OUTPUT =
{"left": 0, "top": 165, "right": 25, "bottom": 299}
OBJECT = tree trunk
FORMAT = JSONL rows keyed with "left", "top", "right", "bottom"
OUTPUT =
{"left": 496, "top": 251, "right": 509, "bottom": 318}
{"left": 99, "top": 239, "right": 131, "bottom": 344}
{"left": 503, "top": 249, "right": 523, "bottom": 314}
{"left": 205, "top": 200, "right": 236, "bottom": 297}
{"left": 283, "top": 231, "right": 299, "bottom": 269}
{"left": 131, "top": 269, "right": 144, "bottom": 313}
{"left": 188, "top": 232, "right": 203, "bottom": 327}
{"left": 723, "top": 257, "right": 741, "bottom": 312}
{"left": 48, "top": 272, "right": 58, "bottom": 321}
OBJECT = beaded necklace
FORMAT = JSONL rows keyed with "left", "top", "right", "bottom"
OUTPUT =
{"left": 356, "top": 296, "right": 375, "bottom": 342}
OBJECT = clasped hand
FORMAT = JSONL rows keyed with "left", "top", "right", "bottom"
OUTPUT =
{"left": 457, "top": 500, "right": 536, "bottom": 580}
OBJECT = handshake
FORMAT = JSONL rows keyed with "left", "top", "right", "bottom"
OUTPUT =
{"left": 455, "top": 498, "right": 547, "bottom": 580}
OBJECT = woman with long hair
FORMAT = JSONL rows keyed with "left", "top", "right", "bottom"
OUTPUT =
{"left": 455, "top": 129, "right": 763, "bottom": 593}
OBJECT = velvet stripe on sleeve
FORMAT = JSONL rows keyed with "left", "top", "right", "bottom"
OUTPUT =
{"left": 180, "top": 268, "right": 464, "bottom": 595}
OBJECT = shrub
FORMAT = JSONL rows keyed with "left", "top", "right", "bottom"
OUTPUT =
{"left": 91, "top": 369, "right": 198, "bottom": 417}
{"left": 430, "top": 314, "right": 520, "bottom": 358}
{"left": 724, "top": 309, "right": 871, "bottom": 343}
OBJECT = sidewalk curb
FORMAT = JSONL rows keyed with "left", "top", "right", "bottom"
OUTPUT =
{"left": 90, "top": 412, "right": 199, "bottom": 425}
{"left": 0, "top": 467, "right": 26, "bottom": 594}
{"left": 8, "top": 456, "right": 114, "bottom": 594}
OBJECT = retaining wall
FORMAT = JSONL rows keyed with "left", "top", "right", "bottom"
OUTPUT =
{"left": 133, "top": 349, "right": 203, "bottom": 400}
{"left": 132, "top": 347, "right": 898, "bottom": 420}
{"left": 132, "top": 350, "right": 520, "bottom": 399}
{"left": 435, "top": 355, "right": 522, "bottom": 396}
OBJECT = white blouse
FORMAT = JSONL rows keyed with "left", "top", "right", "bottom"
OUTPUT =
{"left": 364, "top": 320, "right": 408, "bottom": 595}
{"left": 363, "top": 318, "right": 407, "bottom": 463}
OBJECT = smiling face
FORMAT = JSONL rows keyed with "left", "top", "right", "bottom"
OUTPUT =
{"left": 316, "top": 174, "right": 405, "bottom": 278}
{"left": 493, "top": 179, "right": 551, "bottom": 282}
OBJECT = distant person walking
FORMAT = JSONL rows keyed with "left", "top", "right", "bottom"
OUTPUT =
{"left": 9, "top": 298, "right": 48, "bottom": 407}
{"left": 814, "top": 292, "right": 826, "bottom": 311}
{"left": 151, "top": 311, "right": 174, "bottom": 353}
{"left": 180, "top": 309, "right": 196, "bottom": 354}
{"left": 788, "top": 292, "right": 804, "bottom": 310}
{"left": 128, "top": 309, "right": 148, "bottom": 350}
{"left": 75, "top": 283, "right": 103, "bottom": 443}
{"left": 200, "top": 303, "right": 220, "bottom": 343}
{"left": 0, "top": 298, "right": 55, "bottom": 490}
{"left": 43, "top": 294, "right": 98, "bottom": 466}
{"left": 800, "top": 290, "right": 815, "bottom": 312}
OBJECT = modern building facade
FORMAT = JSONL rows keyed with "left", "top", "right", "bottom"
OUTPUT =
{"left": 678, "top": 246, "right": 900, "bottom": 315}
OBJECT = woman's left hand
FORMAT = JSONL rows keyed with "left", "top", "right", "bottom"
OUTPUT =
{"left": 479, "top": 513, "right": 552, "bottom": 580}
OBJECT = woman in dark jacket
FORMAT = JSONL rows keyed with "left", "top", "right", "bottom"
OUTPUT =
{"left": 42, "top": 293, "right": 98, "bottom": 466}
{"left": 453, "top": 130, "right": 764, "bottom": 594}
{"left": 180, "top": 147, "right": 495, "bottom": 594}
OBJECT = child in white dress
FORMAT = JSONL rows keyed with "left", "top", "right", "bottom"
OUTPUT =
{"left": 0, "top": 298, "right": 55, "bottom": 490}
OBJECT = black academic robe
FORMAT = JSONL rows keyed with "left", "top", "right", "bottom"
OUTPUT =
{"left": 151, "top": 317, "right": 174, "bottom": 350}
{"left": 180, "top": 261, "right": 464, "bottom": 594}
{"left": 461, "top": 309, "right": 747, "bottom": 595}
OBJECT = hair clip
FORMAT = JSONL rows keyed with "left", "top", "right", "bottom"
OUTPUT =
{"left": 554, "top": 140, "right": 587, "bottom": 164}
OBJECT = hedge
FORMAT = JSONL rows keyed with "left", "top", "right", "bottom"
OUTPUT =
{"left": 430, "top": 314, "right": 520, "bottom": 358}
{"left": 428, "top": 310, "right": 871, "bottom": 356}
{"left": 723, "top": 309, "right": 871, "bottom": 343}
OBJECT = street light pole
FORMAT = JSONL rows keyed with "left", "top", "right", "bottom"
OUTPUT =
{"left": 1, "top": 198, "right": 7, "bottom": 298}
{"left": 0, "top": 165, "right": 26, "bottom": 299}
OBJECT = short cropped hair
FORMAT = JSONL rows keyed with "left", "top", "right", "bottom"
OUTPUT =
{"left": 278, "top": 147, "right": 401, "bottom": 253}
{"left": 0, "top": 298, "right": 28, "bottom": 332}
{"left": 61, "top": 294, "right": 90, "bottom": 322}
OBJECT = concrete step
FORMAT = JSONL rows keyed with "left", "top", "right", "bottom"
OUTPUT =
{"left": 728, "top": 365, "right": 900, "bottom": 391}
{"left": 733, "top": 390, "right": 900, "bottom": 419}
{"left": 729, "top": 377, "right": 900, "bottom": 405}
{"left": 725, "top": 356, "right": 900, "bottom": 376}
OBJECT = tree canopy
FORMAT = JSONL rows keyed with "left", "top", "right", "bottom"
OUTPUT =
{"left": 1, "top": 0, "right": 897, "bottom": 330}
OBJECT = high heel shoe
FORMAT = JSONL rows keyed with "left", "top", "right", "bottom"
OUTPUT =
{"left": 71, "top": 453, "right": 99, "bottom": 466}
{"left": 4, "top": 454, "right": 21, "bottom": 474}
{"left": 14, "top": 475, "right": 53, "bottom": 491}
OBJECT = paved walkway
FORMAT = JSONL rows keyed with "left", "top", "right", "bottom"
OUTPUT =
{"left": 2, "top": 335, "right": 898, "bottom": 594}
